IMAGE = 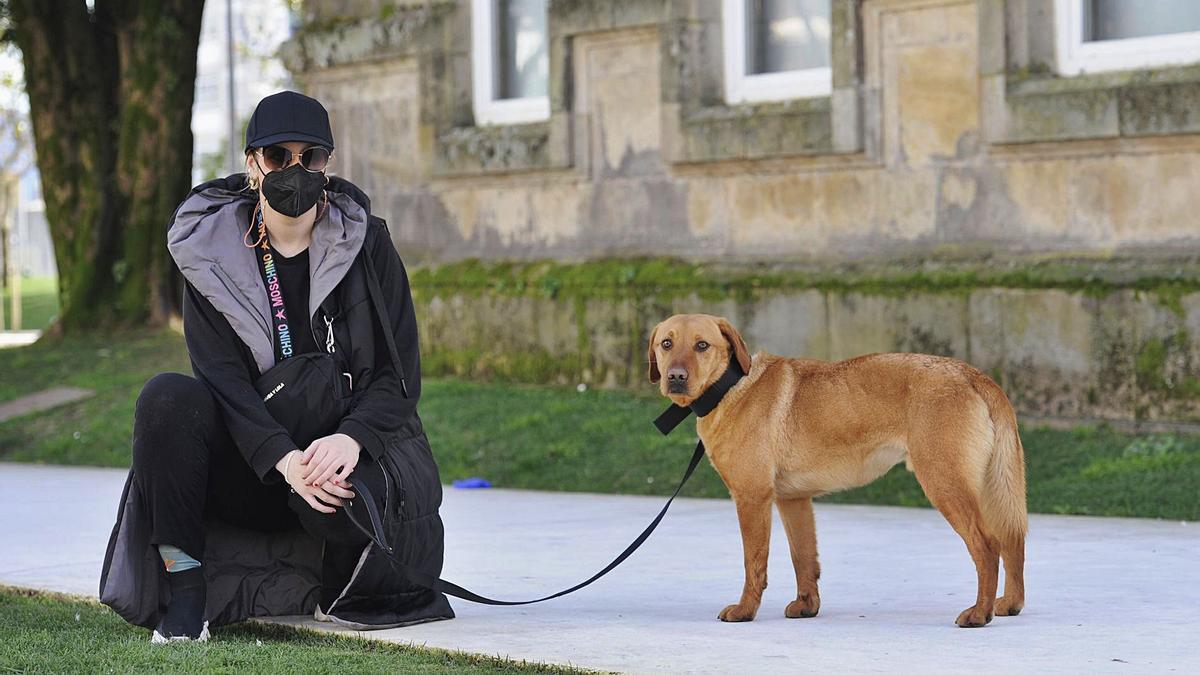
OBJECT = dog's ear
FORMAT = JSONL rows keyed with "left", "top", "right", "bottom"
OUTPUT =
{"left": 715, "top": 317, "right": 752, "bottom": 374}
{"left": 647, "top": 321, "right": 662, "bottom": 383}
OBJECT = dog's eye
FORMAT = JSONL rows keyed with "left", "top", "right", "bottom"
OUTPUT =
{"left": 696, "top": 341, "right": 710, "bottom": 351}
{"left": 661, "top": 339, "right": 673, "bottom": 350}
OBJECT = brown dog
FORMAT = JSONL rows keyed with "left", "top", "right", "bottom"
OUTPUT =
{"left": 647, "top": 313, "right": 1027, "bottom": 627}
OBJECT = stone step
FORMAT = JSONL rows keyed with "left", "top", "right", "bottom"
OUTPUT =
{"left": 0, "top": 386, "right": 95, "bottom": 424}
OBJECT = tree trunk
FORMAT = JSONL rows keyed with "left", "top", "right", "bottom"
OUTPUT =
{"left": 7, "top": 0, "right": 204, "bottom": 334}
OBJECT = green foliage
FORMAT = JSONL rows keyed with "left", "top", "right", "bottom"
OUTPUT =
{"left": 0, "top": 587, "right": 580, "bottom": 673}
{"left": 409, "top": 257, "right": 1200, "bottom": 304}
{"left": 1134, "top": 330, "right": 1200, "bottom": 399}
{"left": 0, "top": 274, "right": 57, "bottom": 330}
{"left": 420, "top": 383, "right": 1200, "bottom": 521}
{"left": 422, "top": 346, "right": 582, "bottom": 383}
{"left": 2, "top": 329, "right": 1198, "bottom": 520}
{"left": 1136, "top": 338, "right": 1169, "bottom": 390}
{"left": 196, "top": 147, "right": 230, "bottom": 183}
{"left": 0, "top": 327, "right": 190, "bottom": 466}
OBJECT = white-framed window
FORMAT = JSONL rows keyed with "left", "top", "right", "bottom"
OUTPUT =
{"left": 471, "top": 0, "right": 550, "bottom": 125}
{"left": 722, "top": 0, "right": 832, "bottom": 104}
{"left": 1055, "top": 0, "right": 1200, "bottom": 76}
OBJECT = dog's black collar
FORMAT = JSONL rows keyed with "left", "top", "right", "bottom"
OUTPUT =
{"left": 653, "top": 357, "right": 747, "bottom": 436}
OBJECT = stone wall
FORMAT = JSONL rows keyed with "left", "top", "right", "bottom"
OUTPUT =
{"left": 284, "top": 0, "right": 1200, "bottom": 264}
{"left": 412, "top": 264, "right": 1200, "bottom": 426}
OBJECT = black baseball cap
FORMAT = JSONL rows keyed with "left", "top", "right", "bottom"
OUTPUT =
{"left": 244, "top": 90, "right": 335, "bottom": 152}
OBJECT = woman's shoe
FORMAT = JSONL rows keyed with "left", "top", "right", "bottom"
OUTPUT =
{"left": 151, "top": 619, "right": 210, "bottom": 643}
{"left": 151, "top": 567, "right": 209, "bottom": 643}
{"left": 313, "top": 603, "right": 333, "bottom": 622}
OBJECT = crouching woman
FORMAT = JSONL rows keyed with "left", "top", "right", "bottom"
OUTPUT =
{"left": 98, "top": 91, "right": 453, "bottom": 642}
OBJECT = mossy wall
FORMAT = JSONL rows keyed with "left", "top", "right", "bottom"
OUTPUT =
{"left": 411, "top": 259, "right": 1200, "bottom": 425}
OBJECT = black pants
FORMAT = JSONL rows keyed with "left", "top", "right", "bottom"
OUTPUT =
{"left": 131, "top": 371, "right": 384, "bottom": 563}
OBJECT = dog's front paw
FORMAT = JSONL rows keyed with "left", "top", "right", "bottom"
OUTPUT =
{"left": 718, "top": 603, "right": 758, "bottom": 622}
{"left": 955, "top": 604, "right": 994, "bottom": 628}
{"left": 785, "top": 590, "right": 820, "bottom": 618}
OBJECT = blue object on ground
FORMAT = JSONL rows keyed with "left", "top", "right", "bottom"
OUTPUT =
{"left": 452, "top": 477, "right": 492, "bottom": 489}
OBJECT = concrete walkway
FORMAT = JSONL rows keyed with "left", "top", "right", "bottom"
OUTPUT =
{"left": 1, "top": 462, "right": 1197, "bottom": 673}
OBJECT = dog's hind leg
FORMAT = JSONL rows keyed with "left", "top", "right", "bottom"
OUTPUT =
{"left": 909, "top": 438, "right": 1000, "bottom": 627}
{"left": 943, "top": 506, "right": 999, "bottom": 628}
{"left": 776, "top": 496, "right": 821, "bottom": 618}
{"left": 995, "top": 537, "right": 1025, "bottom": 616}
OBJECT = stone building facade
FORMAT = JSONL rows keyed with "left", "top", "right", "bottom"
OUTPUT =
{"left": 282, "top": 1, "right": 1200, "bottom": 427}
{"left": 284, "top": 0, "right": 1200, "bottom": 263}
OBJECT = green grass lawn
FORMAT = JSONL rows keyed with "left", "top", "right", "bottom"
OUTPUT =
{"left": 0, "top": 587, "right": 583, "bottom": 673}
{"left": 1, "top": 274, "right": 59, "bottom": 331}
{"left": 2, "top": 328, "right": 1198, "bottom": 520}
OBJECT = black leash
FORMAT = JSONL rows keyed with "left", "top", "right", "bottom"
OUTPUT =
{"left": 339, "top": 358, "right": 747, "bottom": 606}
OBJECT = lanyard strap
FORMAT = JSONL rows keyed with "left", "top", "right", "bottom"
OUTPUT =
{"left": 253, "top": 205, "right": 296, "bottom": 360}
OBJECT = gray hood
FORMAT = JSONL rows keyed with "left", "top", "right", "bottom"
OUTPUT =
{"left": 167, "top": 185, "right": 369, "bottom": 374}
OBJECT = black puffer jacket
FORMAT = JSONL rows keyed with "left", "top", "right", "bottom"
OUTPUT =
{"left": 98, "top": 174, "right": 454, "bottom": 630}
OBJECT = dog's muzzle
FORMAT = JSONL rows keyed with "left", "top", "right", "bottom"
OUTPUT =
{"left": 666, "top": 368, "right": 689, "bottom": 394}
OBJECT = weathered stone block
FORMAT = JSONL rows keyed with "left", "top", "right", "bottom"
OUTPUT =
{"left": 1001, "top": 158, "right": 1071, "bottom": 239}
{"left": 728, "top": 174, "right": 820, "bottom": 252}
{"left": 608, "top": 0, "right": 669, "bottom": 30}
{"left": 895, "top": 43, "right": 979, "bottom": 165}
{"left": 1000, "top": 87, "right": 1120, "bottom": 143}
{"left": 817, "top": 170, "right": 873, "bottom": 236}
{"left": 434, "top": 122, "right": 556, "bottom": 175}
{"left": 871, "top": 169, "right": 937, "bottom": 241}
{"left": 662, "top": 19, "right": 721, "bottom": 107}
{"left": 549, "top": 0, "right": 615, "bottom": 37}
{"left": 977, "top": 0, "right": 1006, "bottom": 76}
{"left": 830, "top": 0, "right": 860, "bottom": 89}
{"left": 744, "top": 108, "right": 833, "bottom": 158}
{"left": 1134, "top": 294, "right": 1200, "bottom": 422}
{"left": 576, "top": 30, "right": 663, "bottom": 177}
{"left": 825, "top": 293, "right": 969, "bottom": 362}
{"left": 743, "top": 292, "right": 829, "bottom": 360}
{"left": 884, "top": 1, "right": 975, "bottom": 48}
{"left": 680, "top": 115, "right": 746, "bottom": 163}
{"left": 667, "top": 0, "right": 720, "bottom": 22}
{"left": 984, "top": 289, "right": 1101, "bottom": 418}
{"left": 1119, "top": 82, "right": 1200, "bottom": 137}
{"left": 831, "top": 86, "right": 861, "bottom": 153}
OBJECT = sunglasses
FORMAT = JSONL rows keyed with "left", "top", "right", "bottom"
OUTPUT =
{"left": 255, "top": 144, "right": 332, "bottom": 172}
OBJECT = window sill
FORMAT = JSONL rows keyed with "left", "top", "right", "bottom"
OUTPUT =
{"left": 985, "top": 63, "right": 1200, "bottom": 144}
{"left": 432, "top": 115, "right": 571, "bottom": 177}
{"left": 673, "top": 95, "right": 837, "bottom": 163}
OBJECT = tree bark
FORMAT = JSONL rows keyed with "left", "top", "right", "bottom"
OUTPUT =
{"left": 6, "top": 0, "right": 203, "bottom": 333}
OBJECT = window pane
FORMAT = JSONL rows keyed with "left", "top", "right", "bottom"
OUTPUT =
{"left": 494, "top": 0, "right": 548, "bottom": 100}
{"left": 745, "top": 0, "right": 831, "bottom": 75}
{"left": 1084, "top": 0, "right": 1200, "bottom": 41}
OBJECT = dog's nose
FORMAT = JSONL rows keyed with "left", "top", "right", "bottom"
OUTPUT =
{"left": 666, "top": 368, "right": 688, "bottom": 383}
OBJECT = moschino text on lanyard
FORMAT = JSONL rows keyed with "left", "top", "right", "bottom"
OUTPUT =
{"left": 252, "top": 205, "right": 296, "bottom": 359}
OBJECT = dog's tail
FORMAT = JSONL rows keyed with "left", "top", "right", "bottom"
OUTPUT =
{"left": 972, "top": 373, "right": 1028, "bottom": 548}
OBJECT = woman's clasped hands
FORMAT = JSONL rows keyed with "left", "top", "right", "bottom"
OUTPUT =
{"left": 276, "top": 433, "right": 362, "bottom": 513}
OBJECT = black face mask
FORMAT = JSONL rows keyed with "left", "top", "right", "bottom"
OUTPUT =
{"left": 259, "top": 162, "right": 326, "bottom": 217}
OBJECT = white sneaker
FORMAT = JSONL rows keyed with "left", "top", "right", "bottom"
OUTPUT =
{"left": 151, "top": 619, "right": 210, "bottom": 644}
{"left": 313, "top": 604, "right": 332, "bottom": 622}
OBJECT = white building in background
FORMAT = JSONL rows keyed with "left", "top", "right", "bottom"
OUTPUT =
{"left": 11, "top": 171, "right": 50, "bottom": 278}
{"left": 191, "top": 0, "right": 295, "bottom": 184}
